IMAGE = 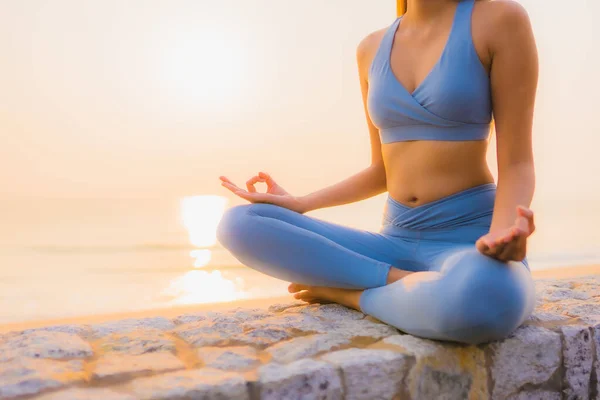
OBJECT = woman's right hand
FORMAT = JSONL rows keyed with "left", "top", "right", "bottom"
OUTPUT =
{"left": 219, "top": 172, "right": 308, "bottom": 214}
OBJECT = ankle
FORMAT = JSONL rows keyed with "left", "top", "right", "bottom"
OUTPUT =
{"left": 386, "top": 267, "right": 413, "bottom": 284}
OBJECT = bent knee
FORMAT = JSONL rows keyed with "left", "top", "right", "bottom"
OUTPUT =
{"left": 439, "top": 249, "right": 535, "bottom": 343}
{"left": 216, "top": 204, "right": 253, "bottom": 248}
{"left": 216, "top": 203, "right": 284, "bottom": 248}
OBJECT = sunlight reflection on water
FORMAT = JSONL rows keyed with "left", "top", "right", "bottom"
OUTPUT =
{"left": 162, "top": 195, "right": 250, "bottom": 305}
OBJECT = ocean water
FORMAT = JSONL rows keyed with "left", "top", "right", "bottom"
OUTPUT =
{"left": 1, "top": 196, "right": 599, "bottom": 324}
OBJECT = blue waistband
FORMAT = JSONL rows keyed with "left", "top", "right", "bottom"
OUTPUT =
{"left": 381, "top": 183, "right": 496, "bottom": 241}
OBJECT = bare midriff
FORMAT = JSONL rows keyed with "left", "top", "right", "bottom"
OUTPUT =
{"left": 382, "top": 139, "right": 495, "bottom": 207}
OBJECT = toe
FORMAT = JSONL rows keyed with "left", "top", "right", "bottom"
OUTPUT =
{"left": 288, "top": 283, "right": 309, "bottom": 293}
{"left": 293, "top": 291, "right": 314, "bottom": 303}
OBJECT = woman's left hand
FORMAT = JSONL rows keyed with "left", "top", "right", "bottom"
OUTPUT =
{"left": 476, "top": 206, "right": 536, "bottom": 262}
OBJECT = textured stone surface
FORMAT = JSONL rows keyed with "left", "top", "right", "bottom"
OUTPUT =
{"left": 92, "top": 317, "right": 175, "bottom": 337}
{"left": 128, "top": 369, "right": 249, "bottom": 400}
{"left": 327, "top": 318, "right": 399, "bottom": 339}
{"left": 267, "top": 333, "right": 352, "bottom": 363}
{"left": 98, "top": 330, "right": 175, "bottom": 355}
{"left": 490, "top": 325, "right": 562, "bottom": 399}
{"left": 172, "top": 320, "right": 243, "bottom": 347}
{"left": 0, "top": 358, "right": 84, "bottom": 399}
{"left": 35, "top": 388, "right": 136, "bottom": 400}
{"left": 282, "top": 303, "right": 366, "bottom": 321}
{"left": 508, "top": 390, "right": 561, "bottom": 400}
{"left": 22, "top": 325, "right": 92, "bottom": 337}
{"left": 592, "top": 323, "right": 600, "bottom": 398}
{"left": 321, "top": 348, "right": 411, "bottom": 400}
{"left": 561, "top": 325, "right": 593, "bottom": 399}
{"left": 258, "top": 359, "right": 343, "bottom": 400}
{"left": 0, "top": 331, "right": 92, "bottom": 362}
{"left": 199, "top": 346, "right": 260, "bottom": 371}
{"left": 242, "top": 313, "right": 331, "bottom": 334}
{"left": 234, "top": 326, "right": 296, "bottom": 348}
{"left": 173, "top": 307, "right": 271, "bottom": 325}
{"left": 2, "top": 275, "right": 600, "bottom": 399}
{"left": 383, "top": 334, "right": 488, "bottom": 399}
{"left": 92, "top": 352, "right": 185, "bottom": 382}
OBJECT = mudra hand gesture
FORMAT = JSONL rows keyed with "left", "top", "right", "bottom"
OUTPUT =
{"left": 476, "top": 206, "right": 536, "bottom": 262}
{"left": 220, "top": 172, "right": 307, "bottom": 214}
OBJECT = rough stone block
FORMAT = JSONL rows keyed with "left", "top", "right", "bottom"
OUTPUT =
{"left": 0, "top": 331, "right": 92, "bottom": 362}
{"left": 92, "top": 352, "right": 185, "bottom": 382}
{"left": 233, "top": 326, "right": 294, "bottom": 348}
{"left": 328, "top": 318, "right": 399, "bottom": 339}
{"left": 129, "top": 369, "right": 249, "bottom": 400}
{"left": 242, "top": 314, "right": 331, "bottom": 334}
{"left": 258, "top": 358, "right": 343, "bottom": 400}
{"left": 561, "top": 325, "right": 593, "bottom": 399}
{"left": 489, "top": 325, "right": 562, "bottom": 400}
{"left": 592, "top": 324, "right": 600, "bottom": 397}
{"left": 172, "top": 320, "right": 242, "bottom": 347}
{"left": 22, "top": 324, "right": 92, "bottom": 337}
{"left": 383, "top": 334, "right": 487, "bottom": 400}
{"left": 508, "top": 390, "right": 561, "bottom": 400}
{"left": 199, "top": 346, "right": 260, "bottom": 371}
{"left": 92, "top": 317, "right": 175, "bottom": 337}
{"left": 282, "top": 304, "right": 365, "bottom": 321}
{"left": 321, "top": 348, "right": 411, "bottom": 400}
{"left": 0, "top": 358, "right": 83, "bottom": 399}
{"left": 98, "top": 330, "right": 175, "bottom": 355}
{"left": 35, "top": 388, "right": 136, "bottom": 400}
{"left": 267, "top": 302, "right": 305, "bottom": 313}
{"left": 173, "top": 307, "right": 271, "bottom": 325}
{"left": 267, "top": 333, "right": 352, "bottom": 364}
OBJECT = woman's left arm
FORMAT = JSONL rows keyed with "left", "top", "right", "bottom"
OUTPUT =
{"left": 476, "top": 2, "right": 539, "bottom": 262}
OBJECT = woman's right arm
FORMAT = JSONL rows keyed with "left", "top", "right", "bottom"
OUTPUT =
{"left": 297, "top": 33, "right": 387, "bottom": 213}
{"left": 220, "top": 33, "right": 387, "bottom": 213}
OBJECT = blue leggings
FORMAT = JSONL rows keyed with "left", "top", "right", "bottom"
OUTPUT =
{"left": 216, "top": 184, "right": 535, "bottom": 344}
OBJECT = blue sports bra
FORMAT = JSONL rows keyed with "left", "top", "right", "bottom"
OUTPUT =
{"left": 367, "top": 0, "right": 492, "bottom": 144}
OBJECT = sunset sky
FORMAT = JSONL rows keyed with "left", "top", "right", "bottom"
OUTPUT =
{"left": 1, "top": 0, "right": 598, "bottom": 237}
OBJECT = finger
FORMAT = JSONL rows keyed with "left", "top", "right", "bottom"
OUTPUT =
{"left": 476, "top": 239, "right": 489, "bottom": 254}
{"left": 220, "top": 178, "right": 244, "bottom": 192}
{"left": 496, "top": 241, "right": 517, "bottom": 262}
{"left": 232, "top": 190, "right": 260, "bottom": 202}
{"left": 221, "top": 181, "right": 246, "bottom": 194}
{"left": 246, "top": 176, "right": 264, "bottom": 193}
{"left": 235, "top": 191, "right": 278, "bottom": 204}
{"left": 488, "top": 242, "right": 507, "bottom": 257}
{"left": 259, "top": 171, "right": 277, "bottom": 187}
{"left": 219, "top": 176, "right": 236, "bottom": 186}
{"left": 479, "top": 234, "right": 497, "bottom": 249}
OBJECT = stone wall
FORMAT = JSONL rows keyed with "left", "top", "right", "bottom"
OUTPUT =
{"left": 1, "top": 275, "right": 599, "bottom": 399}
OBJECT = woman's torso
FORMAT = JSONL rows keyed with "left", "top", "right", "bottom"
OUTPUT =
{"left": 366, "top": 0, "right": 496, "bottom": 207}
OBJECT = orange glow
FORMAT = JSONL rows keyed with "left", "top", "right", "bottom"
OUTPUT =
{"left": 162, "top": 270, "right": 247, "bottom": 305}
{"left": 397, "top": 0, "right": 407, "bottom": 16}
{"left": 180, "top": 195, "right": 228, "bottom": 248}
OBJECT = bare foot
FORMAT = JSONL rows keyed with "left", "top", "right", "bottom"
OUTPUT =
{"left": 286, "top": 267, "right": 412, "bottom": 310}
{"left": 287, "top": 283, "right": 362, "bottom": 310}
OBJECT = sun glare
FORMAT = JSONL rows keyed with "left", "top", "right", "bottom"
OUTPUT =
{"left": 160, "top": 25, "right": 250, "bottom": 108}
{"left": 181, "top": 195, "right": 228, "bottom": 249}
{"left": 164, "top": 195, "right": 248, "bottom": 305}
{"left": 161, "top": 270, "right": 247, "bottom": 305}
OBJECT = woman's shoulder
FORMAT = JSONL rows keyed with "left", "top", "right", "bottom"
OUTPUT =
{"left": 473, "top": 0, "right": 532, "bottom": 36}
{"left": 472, "top": 0, "right": 533, "bottom": 60}
{"left": 356, "top": 27, "right": 387, "bottom": 72}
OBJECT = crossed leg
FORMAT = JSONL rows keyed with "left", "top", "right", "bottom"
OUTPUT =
{"left": 217, "top": 203, "right": 535, "bottom": 344}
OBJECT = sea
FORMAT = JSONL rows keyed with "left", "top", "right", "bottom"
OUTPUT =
{"left": 1, "top": 195, "right": 599, "bottom": 324}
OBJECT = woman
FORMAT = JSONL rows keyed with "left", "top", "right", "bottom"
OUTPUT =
{"left": 217, "top": 0, "right": 538, "bottom": 345}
